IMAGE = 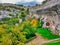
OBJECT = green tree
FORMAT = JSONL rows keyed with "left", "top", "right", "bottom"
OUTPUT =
{"left": 26, "top": 8, "right": 29, "bottom": 15}
{"left": 20, "top": 12, "right": 26, "bottom": 21}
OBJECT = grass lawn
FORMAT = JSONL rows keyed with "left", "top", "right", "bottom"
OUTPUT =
{"left": 37, "top": 28, "right": 60, "bottom": 40}
{"left": 43, "top": 40, "right": 60, "bottom": 45}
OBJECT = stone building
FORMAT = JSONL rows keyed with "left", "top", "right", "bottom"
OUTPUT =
{"left": 29, "top": 0, "right": 60, "bottom": 35}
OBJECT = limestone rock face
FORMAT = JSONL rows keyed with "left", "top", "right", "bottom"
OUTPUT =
{"left": 29, "top": 0, "right": 60, "bottom": 35}
{"left": 54, "top": 24, "right": 60, "bottom": 35}
{"left": 56, "top": 24, "right": 60, "bottom": 31}
{"left": 0, "top": 3, "right": 25, "bottom": 19}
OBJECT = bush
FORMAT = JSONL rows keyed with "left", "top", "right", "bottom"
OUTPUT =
{"left": 37, "top": 19, "right": 44, "bottom": 28}
{"left": 20, "top": 12, "right": 26, "bottom": 21}
{"left": 0, "top": 21, "right": 36, "bottom": 45}
{"left": 0, "top": 24, "right": 27, "bottom": 45}
{"left": 21, "top": 21, "right": 36, "bottom": 39}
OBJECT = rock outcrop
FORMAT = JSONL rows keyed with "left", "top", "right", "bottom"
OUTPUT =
{"left": 29, "top": 0, "right": 60, "bottom": 35}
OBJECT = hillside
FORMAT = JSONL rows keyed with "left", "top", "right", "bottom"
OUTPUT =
{"left": 0, "top": 3, "right": 26, "bottom": 20}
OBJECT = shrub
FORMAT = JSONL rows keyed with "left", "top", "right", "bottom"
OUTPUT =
{"left": 0, "top": 24, "right": 27, "bottom": 45}
{"left": 0, "top": 21, "right": 36, "bottom": 45}
{"left": 21, "top": 21, "right": 36, "bottom": 39}
{"left": 31, "top": 19, "right": 38, "bottom": 28}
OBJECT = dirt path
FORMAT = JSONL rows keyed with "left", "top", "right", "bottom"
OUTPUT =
{"left": 26, "top": 33, "right": 60, "bottom": 45}
{"left": 26, "top": 34, "right": 48, "bottom": 45}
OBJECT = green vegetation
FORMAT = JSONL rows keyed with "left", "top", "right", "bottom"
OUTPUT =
{"left": 0, "top": 21, "right": 36, "bottom": 45}
{"left": 0, "top": 4, "right": 60, "bottom": 45}
{"left": 43, "top": 40, "right": 60, "bottom": 45}
{"left": 21, "top": 22, "right": 36, "bottom": 39}
{"left": 0, "top": 6, "right": 36, "bottom": 45}
{"left": 37, "top": 19, "right": 44, "bottom": 28}
{"left": 0, "top": 24, "right": 26, "bottom": 45}
{"left": 37, "top": 28, "right": 60, "bottom": 40}
{"left": 26, "top": 8, "right": 29, "bottom": 15}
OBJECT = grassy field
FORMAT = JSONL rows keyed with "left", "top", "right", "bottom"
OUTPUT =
{"left": 37, "top": 28, "right": 60, "bottom": 40}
